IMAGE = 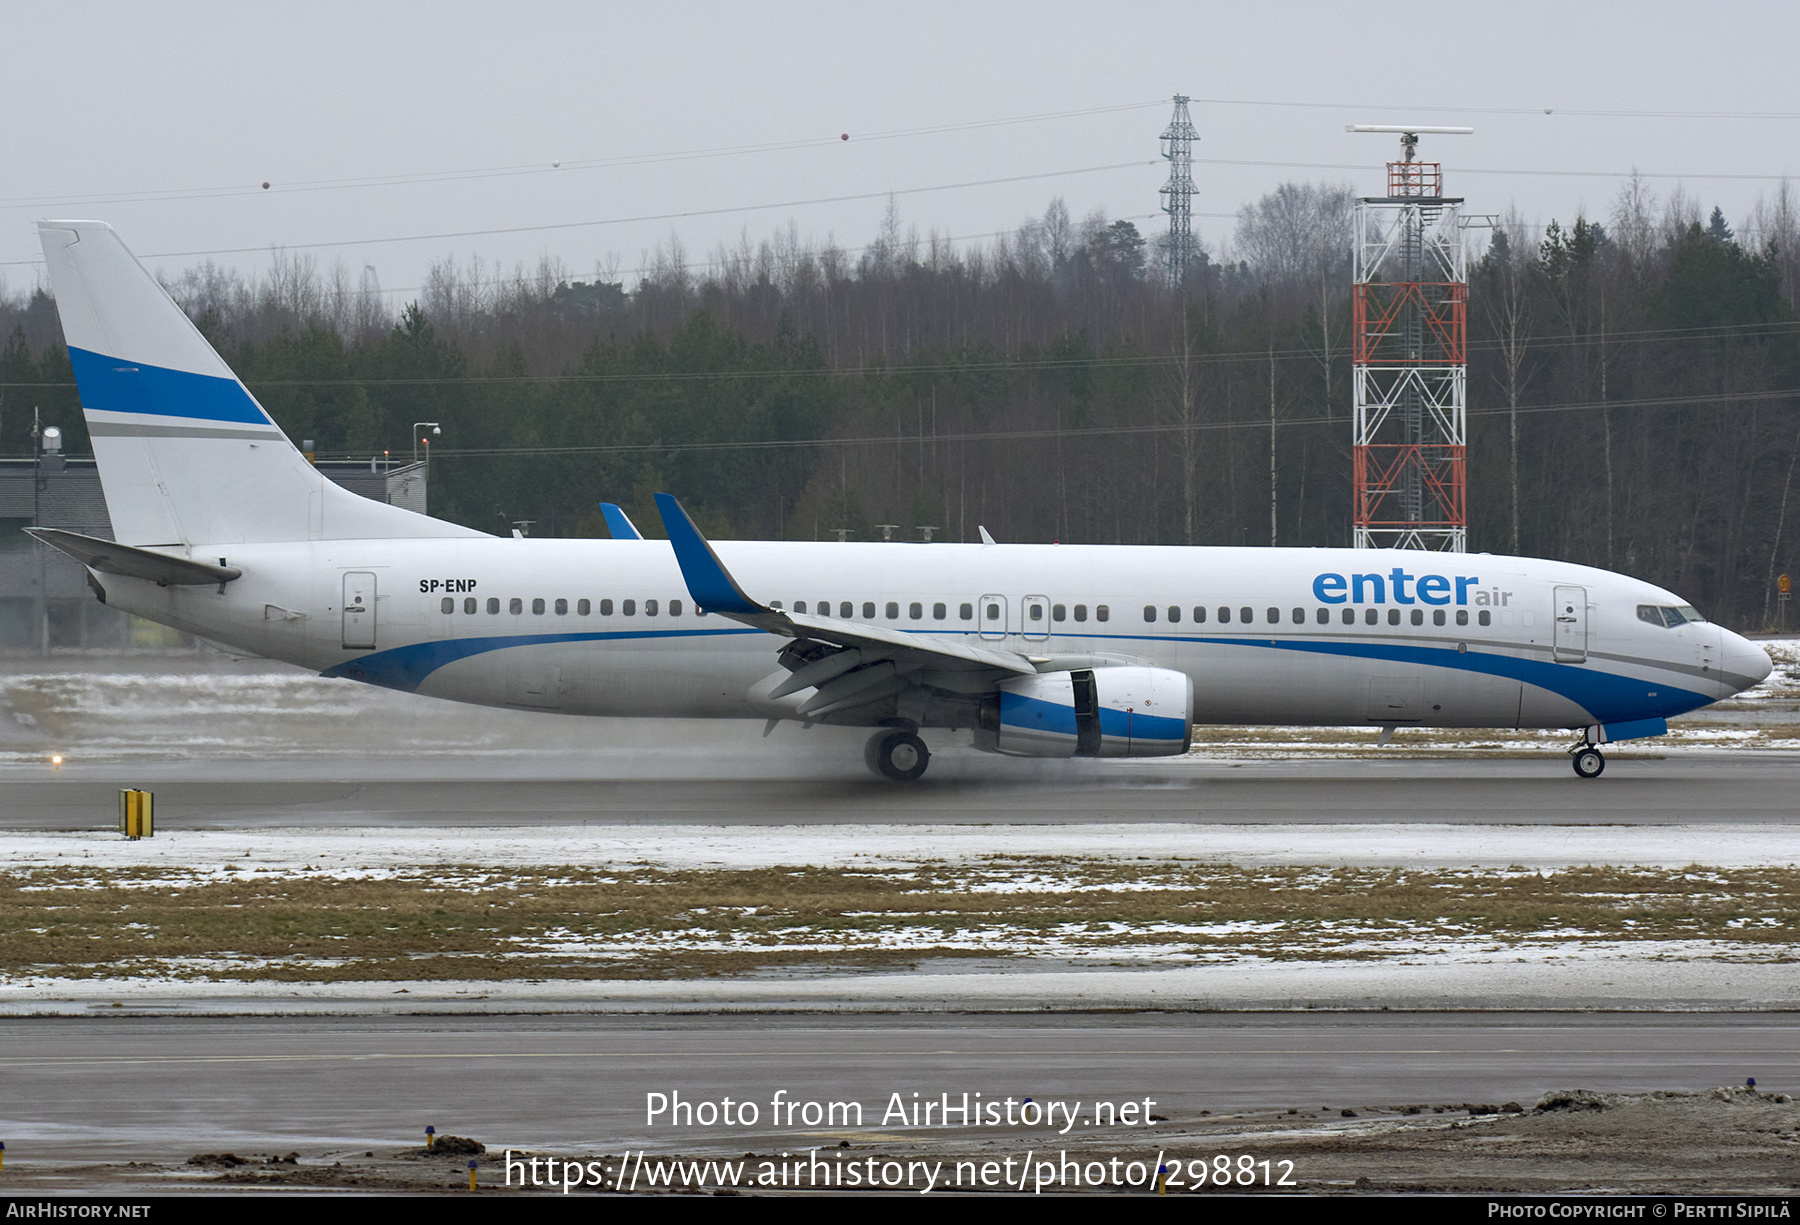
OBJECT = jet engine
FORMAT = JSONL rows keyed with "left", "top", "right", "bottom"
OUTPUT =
{"left": 977, "top": 666, "right": 1193, "bottom": 757}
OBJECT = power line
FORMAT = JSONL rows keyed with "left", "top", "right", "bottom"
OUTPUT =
{"left": 0, "top": 160, "right": 1163, "bottom": 268}
{"left": 6, "top": 314, "right": 1798, "bottom": 394}
{"left": 317, "top": 386, "right": 1796, "bottom": 464}
{"left": 0, "top": 101, "right": 1171, "bottom": 212}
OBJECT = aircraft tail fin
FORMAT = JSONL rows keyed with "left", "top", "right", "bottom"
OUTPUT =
{"left": 36, "top": 220, "right": 481, "bottom": 546}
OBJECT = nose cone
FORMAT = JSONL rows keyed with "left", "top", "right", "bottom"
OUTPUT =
{"left": 1721, "top": 630, "right": 1773, "bottom": 694}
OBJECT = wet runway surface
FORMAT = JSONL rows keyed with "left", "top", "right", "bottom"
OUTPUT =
{"left": 4, "top": 1013, "right": 1795, "bottom": 1162}
{"left": 6, "top": 755, "right": 1800, "bottom": 829}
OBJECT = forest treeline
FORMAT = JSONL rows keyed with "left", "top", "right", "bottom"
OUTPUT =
{"left": 2, "top": 183, "right": 1798, "bottom": 628}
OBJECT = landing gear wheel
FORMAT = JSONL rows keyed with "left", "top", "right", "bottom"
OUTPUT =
{"left": 866, "top": 729, "right": 930, "bottom": 782}
{"left": 1571, "top": 747, "right": 1605, "bottom": 779}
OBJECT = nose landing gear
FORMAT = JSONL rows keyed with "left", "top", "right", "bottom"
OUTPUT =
{"left": 1570, "top": 745, "right": 1606, "bottom": 779}
{"left": 866, "top": 728, "right": 930, "bottom": 782}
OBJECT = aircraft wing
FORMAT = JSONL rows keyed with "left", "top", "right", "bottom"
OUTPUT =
{"left": 654, "top": 493, "right": 1034, "bottom": 718}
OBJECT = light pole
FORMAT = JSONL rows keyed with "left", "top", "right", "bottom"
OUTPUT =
{"left": 412, "top": 422, "right": 440, "bottom": 466}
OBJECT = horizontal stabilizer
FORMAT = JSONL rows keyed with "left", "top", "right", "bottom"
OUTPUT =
{"left": 25, "top": 527, "right": 241, "bottom": 586}
{"left": 599, "top": 503, "right": 644, "bottom": 540}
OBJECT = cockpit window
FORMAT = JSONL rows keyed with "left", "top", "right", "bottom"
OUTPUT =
{"left": 1638, "top": 604, "right": 1702, "bottom": 628}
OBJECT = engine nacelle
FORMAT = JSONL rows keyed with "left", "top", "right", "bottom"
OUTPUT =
{"left": 980, "top": 666, "right": 1193, "bottom": 758}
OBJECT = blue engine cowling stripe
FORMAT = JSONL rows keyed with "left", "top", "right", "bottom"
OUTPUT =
{"left": 999, "top": 691, "right": 1080, "bottom": 735}
{"left": 69, "top": 347, "right": 274, "bottom": 426}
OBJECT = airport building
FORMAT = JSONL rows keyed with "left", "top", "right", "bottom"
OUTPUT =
{"left": 0, "top": 456, "right": 429, "bottom": 652}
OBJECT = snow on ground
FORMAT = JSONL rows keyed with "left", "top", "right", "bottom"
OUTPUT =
{"left": 6, "top": 949, "right": 1798, "bottom": 1015}
{"left": 7, "top": 821, "right": 1798, "bottom": 877}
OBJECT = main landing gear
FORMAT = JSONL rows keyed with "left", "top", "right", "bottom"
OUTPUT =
{"left": 1570, "top": 744, "right": 1606, "bottom": 779}
{"left": 866, "top": 728, "right": 930, "bottom": 782}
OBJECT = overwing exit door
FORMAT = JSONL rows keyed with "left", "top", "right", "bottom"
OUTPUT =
{"left": 978, "top": 594, "right": 1008, "bottom": 640}
{"left": 1552, "top": 585, "right": 1587, "bottom": 663}
{"left": 1020, "top": 595, "right": 1050, "bottom": 641}
{"left": 342, "top": 571, "right": 377, "bottom": 649}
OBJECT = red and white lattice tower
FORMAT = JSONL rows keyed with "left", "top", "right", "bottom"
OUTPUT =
{"left": 1349, "top": 126, "right": 1471, "bottom": 551}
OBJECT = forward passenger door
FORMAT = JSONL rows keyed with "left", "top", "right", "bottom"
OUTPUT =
{"left": 1553, "top": 586, "right": 1587, "bottom": 663}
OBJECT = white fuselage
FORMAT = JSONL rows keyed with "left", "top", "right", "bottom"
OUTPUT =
{"left": 94, "top": 536, "right": 1766, "bottom": 733}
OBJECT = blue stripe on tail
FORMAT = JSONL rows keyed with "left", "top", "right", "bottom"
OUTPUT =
{"left": 69, "top": 347, "right": 272, "bottom": 426}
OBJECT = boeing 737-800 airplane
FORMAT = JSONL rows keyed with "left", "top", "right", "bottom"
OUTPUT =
{"left": 27, "top": 221, "right": 1773, "bottom": 780}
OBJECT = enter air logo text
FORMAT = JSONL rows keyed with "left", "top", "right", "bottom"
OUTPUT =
{"left": 1312, "top": 569, "right": 1511, "bottom": 607}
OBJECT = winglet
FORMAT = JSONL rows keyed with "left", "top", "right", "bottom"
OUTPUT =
{"left": 653, "top": 492, "right": 767, "bottom": 615}
{"left": 599, "top": 503, "right": 643, "bottom": 540}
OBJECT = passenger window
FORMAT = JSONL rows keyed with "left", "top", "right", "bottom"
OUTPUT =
{"left": 555, "top": 598, "right": 568, "bottom": 615}
{"left": 510, "top": 598, "right": 523, "bottom": 615}
{"left": 1483, "top": 610, "right": 1495, "bottom": 626}
{"left": 670, "top": 599, "right": 682, "bottom": 617}
{"left": 863, "top": 602, "right": 876, "bottom": 619}
{"left": 985, "top": 603, "right": 1000, "bottom": 621}
{"left": 1051, "top": 604, "right": 1064, "bottom": 622}
{"left": 441, "top": 597, "right": 454, "bottom": 614}
{"left": 1218, "top": 606, "right": 1231, "bottom": 624}
{"left": 1164, "top": 606, "right": 1178, "bottom": 623}
{"left": 488, "top": 598, "right": 500, "bottom": 614}
{"left": 645, "top": 599, "right": 658, "bottom": 616}
{"left": 1027, "top": 604, "right": 1042, "bottom": 621}
{"left": 910, "top": 602, "right": 923, "bottom": 620}
{"left": 934, "top": 602, "right": 947, "bottom": 620}
{"left": 959, "top": 603, "right": 973, "bottom": 621}
{"left": 1341, "top": 608, "right": 1354, "bottom": 625}
{"left": 1096, "top": 605, "right": 1110, "bottom": 622}
{"left": 1433, "top": 609, "right": 1445, "bottom": 626}
{"left": 532, "top": 598, "right": 545, "bottom": 615}
{"left": 1365, "top": 608, "right": 1378, "bottom": 626}
{"left": 841, "top": 602, "right": 854, "bottom": 619}
{"left": 1266, "top": 607, "right": 1278, "bottom": 624}
{"left": 1387, "top": 608, "right": 1400, "bottom": 626}
{"left": 886, "top": 601, "right": 899, "bottom": 619}
{"left": 1193, "top": 606, "right": 1207, "bottom": 623}
{"left": 578, "top": 599, "right": 591, "bottom": 615}
{"left": 1073, "top": 604, "right": 1087, "bottom": 622}
{"left": 1457, "top": 609, "right": 1468, "bottom": 626}
{"left": 623, "top": 599, "right": 636, "bottom": 616}
{"left": 794, "top": 601, "right": 807, "bottom": 614}
{"left": 600, "top": 599, "right": 614, "bottom": 616}
{"left": 1315, "top": 608, "right": 1329, "bottom": 625}
{"left": 1240, "top": 606, "right": 1252, "bottom": 623}
{"left": 1292, "top": 607, "right": 1305, "bottom": 624}
{"left": 1144, "top": 605, "right": 1157, "bottom": 623}
{"left": 465, "top": 597, "right": 477, "bottom": 614}
{"left": 1410, "top": 608, "right": 1423, "bottom": 626}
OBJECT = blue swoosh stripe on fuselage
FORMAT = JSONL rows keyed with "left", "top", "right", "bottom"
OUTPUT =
{"left": 321, "top": 628, "right": 763, "bottom": 693}
{"left": 1106, "top": 633, "right": 1710, "bottom": 724}
{"left": 324, "top": 624, "right": 1710, "bottom": 725}
{"left": 69, "top": 347, "right": 273, "bottom": 425}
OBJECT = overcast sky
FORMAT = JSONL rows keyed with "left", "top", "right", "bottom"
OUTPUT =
{"left": 5, "top": 1, "right": 1798, "bottom": 303}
